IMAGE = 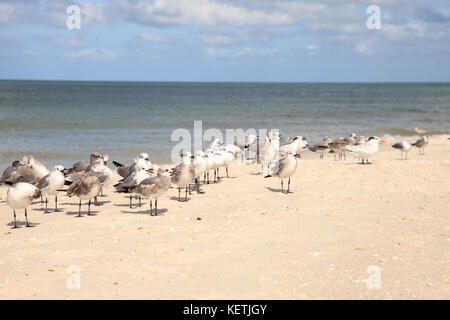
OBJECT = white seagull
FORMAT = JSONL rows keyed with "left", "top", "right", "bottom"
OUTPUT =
{"left": 391, "top": 141, "right": 412, "bottom": 160}
{"left": 37, "top": 165, "right": 65, "bottom": 213}
{"left": 6, "top": 179, "right": 41, "bottom": 228}
{"left": 264, "top": 151, "right": 300, "bottom": 194}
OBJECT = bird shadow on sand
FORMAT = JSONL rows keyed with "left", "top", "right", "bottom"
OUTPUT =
{"left": 6, "top": 221, "right": 41, "bottom": 228}
{"left": 121, "top": 208, "right": 168, "bottom": 215}
{"left": 265, "top": 187, "right": 293, "bottom": 194}
{"left": 170, "top": 196, "right": 191, "bottom": 202}
{"left": 65, "top": 211, "right": 100, "bottom": 216}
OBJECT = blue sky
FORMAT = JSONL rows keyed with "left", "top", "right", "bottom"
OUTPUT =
{"left": 0, "top": 0, "right": 449, "bottom": 82}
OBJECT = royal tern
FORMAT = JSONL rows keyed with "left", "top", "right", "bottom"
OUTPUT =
{"left": 345, "top": 136, "right": 388, "bottom": 164}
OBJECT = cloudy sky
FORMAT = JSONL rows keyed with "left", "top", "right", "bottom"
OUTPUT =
{"left": 1, "top": 0, "right": 449, "bottom": 82}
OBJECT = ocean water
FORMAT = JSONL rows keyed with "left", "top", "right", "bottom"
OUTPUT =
{"left": 0, "top": 80, "right": 449, "bottom": 170}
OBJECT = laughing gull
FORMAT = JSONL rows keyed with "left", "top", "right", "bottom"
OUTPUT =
{"left": 0, "top": 161, "right": 39, "bottom": 185}
{"left": 412, "top": 136, "right": 428, "bottom": 155}
{"left": 194, "top": 151, "right": 208, "bottom": 193}
{"left": 308, "top": 137, "right": 332, "bottom": 159}
{"left": 113, "top": 152, "right": 151, "bottom": 179}
{"left": 171, "top": 151, "right": 195, "bottom": 201}
{"left": 5, "top": 178, "right": 41, "bottom": 228}
{"left": 114, "top": 158, "right": 152, "bottom": 208}
{"left": 264, "top": 151, "right": 300, "bottom": 194}
{"left": 37, "top": 165, "right": 65, "bottom": 213}
{"left": 345, "top": 136, "right": 388, "bottom": 164}
{"left": 391, "top": 141, "right": 412, "bottom": 160}
{"left": 67, "top": 175, "right": 104, "bottom": 217}
{"left": 66, "top": 152, "right": 102, "bottom": 174}
{"left": 129, "top": 167, "right": 172, "bottom": 216}
{"left": 22, "top": 154, "right": 50, "bottom": 179}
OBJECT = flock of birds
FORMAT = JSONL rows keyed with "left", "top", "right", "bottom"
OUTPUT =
{"left": 0, "top": 131, "right": 429, "bottom": 229}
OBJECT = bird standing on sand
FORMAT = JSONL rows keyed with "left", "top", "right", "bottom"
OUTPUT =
{"left": 6, "top": 178, "right": 41, "bottom": 228}
{"left": 345, "top": 136, "right": 388, "bottom": 164}
{"left": 391, "top": 141, "right": 412, "bottom": 160}
{"left": 37, "top": 165, "right": 65, "bottom": 213}
{"left": 264, "top": 151, "right": 300, "bottom": 194}
{"left": 113, "top": 152, "right": 151, "bottom": 179}
{"left": 66, "top": 175, "right": 103, "bottom": 217}
{"left": 114, "top": 158, "right": 152, "bottom": 208}
{"left": 308, "top": 137, "right": 332, "bottom": 159}
{"left": 129, "top": 167, "right": 172, "bottom": 216}
{"left": 171, "top": 152, "right": 195, "bottom": 201}
{"left": 412, "top": 136, "right": 428, "bottom": 155}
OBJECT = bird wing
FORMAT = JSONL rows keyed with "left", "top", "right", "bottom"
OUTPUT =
{"left": 37, "top": 174, "right": 50, "bottom": 189}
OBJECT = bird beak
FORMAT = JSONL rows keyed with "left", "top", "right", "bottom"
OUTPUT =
{"left": 294, "top": 154, "right": 301, "bottom": 158}
{"left": 146, "top": 169, "right": 154, "bottom": 173}
{"left": 380, "top": 139, "right": 388, "bottom": 143}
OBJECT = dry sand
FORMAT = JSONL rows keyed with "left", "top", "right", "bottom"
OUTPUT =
{"left": 0, "top": 135, "right": 449, "bottom": 299}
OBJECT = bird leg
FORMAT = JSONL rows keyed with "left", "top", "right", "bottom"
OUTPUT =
{"left": 25, "top": 209, "right": 31, "bottom": 227}
{"left": 214, "top": 169, "right": 217, "bottom": 183}
{"left": 87, "top": 199, "right": 92, "bottom": 216}
{"left": 287, "top": 178, "right": 291, "bottom": 193}
{"left": 44, "top": 197, "right": 50, "bottom": 213}
{"left": 77, "top": 200, "right": 82, "bottom": 217}
{"left": 139, "top": 196, "right": 142, "bottom": 207}
{"left": 54, "top": 195, "right": 61, "bottom": 212}
{"left": 40, "top": 194, "right": 44, "bottom": 205}
{"left": 155, "top": 199, "right": 158, "bottom": 216}
{"left": 178, "top": 187, "right": 181, "bottom": 201}
{"left": 185, "top": 187, "right": 188, "bottom": 201}
{"left": 281, "top": 180, "right": 284, "bottom": 193}
{"left": 12, "top": 210, "right": 19, "bottom": 228}
{"left": 226, "top": 166, "right": 229, "bottom": 178}
{"left": 150, "top": 200, "right": 153, "bottom": 216}
{"left": 129, "top": 195, "right": 134, "bottom": 209}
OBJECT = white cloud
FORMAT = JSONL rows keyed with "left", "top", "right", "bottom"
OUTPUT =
{"left": 306, "top": 44, "right": 318, "bottom": 51}
{"left": 66, "top": 48, "right": 119, "bottom": 60}
{"left": 0, "top": 3, "right": 14, "bottom": 25}
{"left": 139, "top": 32, "right": 170, "bottom": 43}
{"left": 199, "top": 34, "right": 232, "bottom": 44}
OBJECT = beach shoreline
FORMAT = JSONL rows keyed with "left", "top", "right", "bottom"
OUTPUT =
{"left": 0, "top": 134, "right": 449, "bottom": 299}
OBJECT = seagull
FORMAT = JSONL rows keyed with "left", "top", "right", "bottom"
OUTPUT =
{"left": 193, "top": 151, "right": 208, "bottom": 193}
{"left": 264, "top": 151, "right": 300, "bottom": 194}
{"left": 114, "top": 158, "right": 152, "bottom": 208}
{"left": 260, "top": 130, "right": 280, "bottom": 175}
{"left": 67, "top": 175, "right": 103, "bottom": 217}
{"left": 90, "top": 157, "right": 114, "bottom": 196}
{"left": 66, "top": 152, "right": 102, "bottom": 174}
{"left": 37, "top": 165, "right": 65, "bottom": 213}
{"left": 203, "top": 149, "right": 217, "bottom": 184}
{"left": 414, "top": 127, "right": 427, "bottom": 135}
{"left": 391, "top": 141, "right": 412, "bottom": 160}
{"left": 412, "top": 136, "right": 428, "bottom": 155}
{"left": 129, "top": 167, "right": 173, "bottom": 216}
{"left": 279, "top": 136, "right": 308, "bottom": 157}
{"left": 0, "top": 161, "right": 39, "bottom": 185}
{"left": 171, "top": 152, "right": 195, "bottom": 201}
{"left": 113, "top": 152, "right": 151, "bottom": 179}
{"left": 308, "top": 137, "right": 332, "bottom": 159}
{"left": 21, "top": 154, "right": 50, "bottom": 180}
{"left": 5, "top": 178, "right": 41, "bottom": 228}
{"left": 345, "top": 136, "right": 388, "bottom": 164}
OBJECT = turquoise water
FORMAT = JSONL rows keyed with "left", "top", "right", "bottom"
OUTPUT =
{"left": 0, "top": 80, "right": 449, "bottom": 170}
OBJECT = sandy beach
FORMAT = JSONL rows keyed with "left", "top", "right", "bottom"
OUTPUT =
{"left": 0, "top": 135, "right": 449, "bottom": 299}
